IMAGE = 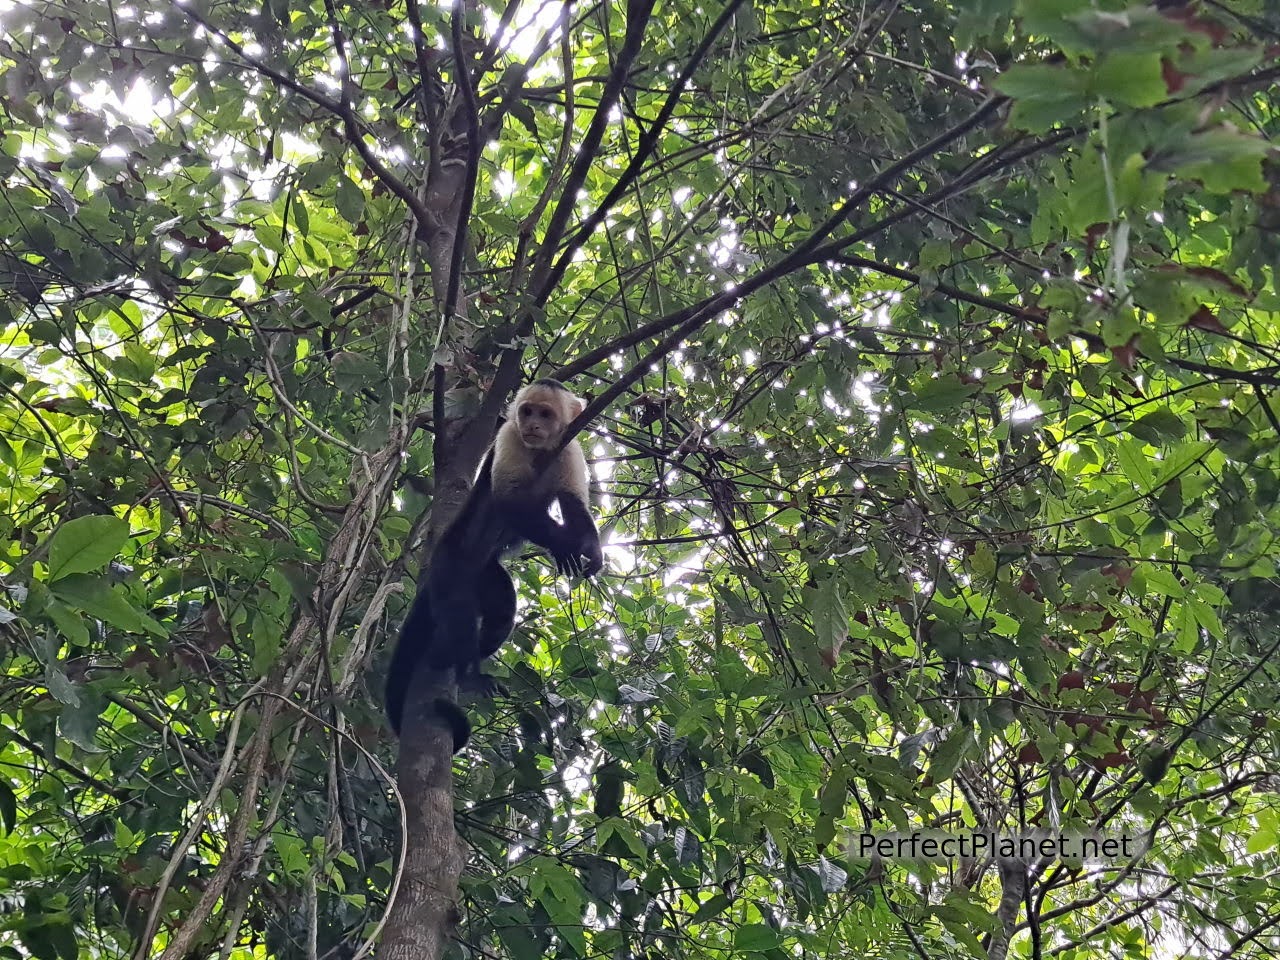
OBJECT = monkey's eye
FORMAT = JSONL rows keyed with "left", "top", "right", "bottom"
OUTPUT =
{"left": 539, "top": 409, "right": 552, "bottom": 419}
{"left": 520, "top": 405, "right": 534, "bottom": 417}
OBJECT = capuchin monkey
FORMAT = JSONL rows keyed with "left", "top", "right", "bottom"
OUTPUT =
{"left": 385, "top": 379, "right": 604, "bottom": 750}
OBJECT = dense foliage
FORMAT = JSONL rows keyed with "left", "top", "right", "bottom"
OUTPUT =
{"left": 2, "top": 0, "right": 1280, "bottom": 958}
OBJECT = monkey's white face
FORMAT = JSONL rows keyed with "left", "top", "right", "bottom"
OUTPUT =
{"left": 516, "top": 395, "right": 567, "bottom": 450}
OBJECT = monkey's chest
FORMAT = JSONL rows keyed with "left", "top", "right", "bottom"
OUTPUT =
{"left": 492, "top": 466, "right": 558, "bottom": 502}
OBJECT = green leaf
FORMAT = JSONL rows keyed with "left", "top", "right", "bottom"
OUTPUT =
{"left": 733, "top": 924, "right": 782, "bottom": 952}
{"left": 994, "top": 63, "right": 1091, "bottom": 132}
{"left": 1116, "top": 438, "right": 1155, "bottom": 487}
{"left": 334, "top": 175, "right": 366, "bottom": 224}
{"left": 1148, "top": 127, "right": 1270, "bottom": 193}
{"left": 1126, "top": 409, "right": 1187, "bottom": 444}
{"left": 51, "top": 574, "right": 167, "bottom": 637}
{"left": 24, "top": 926, "right": 76, "bottom": 960}
{"left": 44, "top": 664, "right": 80, "bottom": 707}
{"left": 691, "top": 892, "right": 732, "bottom": 924}
{"left": 495, "top": 919, "right": 545, "bottom": 960}
{"left": 913, "top": 375, "right": 980, "bottom": 412}
{"left": 44, "top": 515, "right": 131, "bottom": 582}
{"left": 928, "top": 726, "right": 973, "bottom": 783}
{"left": 593, "top": 761, "right": 626, "bottom": 818}
{"left": 816, "top": 764, "right": 850, "bottom": 849}
{"left": 1093, "top": 52, "right": 1166, "bottom": 108}
{"left": 293, "top": 196, "right": 310, "bottom": 236}
{"left": 1139, "top": 745, "right": 1172, "bottom": 787}
{"left": 43, "top": 599, "right": 89, "bottom": 647}
{"left": 811, "top": 578, "right": 848, "bottom": 662}
{"left": 58, "top": 685, "right": 106, "bottom": 752}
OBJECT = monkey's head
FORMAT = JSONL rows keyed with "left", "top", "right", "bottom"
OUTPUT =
{"left": 509, "top": 379, "right": 585, "bottom": 451}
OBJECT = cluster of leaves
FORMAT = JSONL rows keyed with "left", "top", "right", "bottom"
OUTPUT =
{"left": 2, "top": 0, "right": 1280, "bottom": 959}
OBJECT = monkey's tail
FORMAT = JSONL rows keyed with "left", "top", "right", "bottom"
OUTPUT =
{"left": 385, "top": 665, "right": 472, "bottom": 753}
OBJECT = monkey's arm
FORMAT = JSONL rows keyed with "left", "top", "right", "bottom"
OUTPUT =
{"left": 498, "top": 495, "right": 602, "bottom": 577}
{"left": 556, "top": 494, "right": 603, "bottom": 577}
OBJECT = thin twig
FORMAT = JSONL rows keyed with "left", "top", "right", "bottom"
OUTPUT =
{"left": 527, "top": 0, "right": 659, "bottom": 294}
{"left": 244, "top": 312, "right": 369, "bottom": 457}
{"left": 134, "top": 690, "right": 258, "bottom": 959}
{"left": 539, "top": 0, "right": 749, "bottom": 299}
{"left": 176, "top": 1, "right": 432, "bottom": 232}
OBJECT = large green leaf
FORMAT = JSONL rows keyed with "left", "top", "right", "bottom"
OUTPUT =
{"left": 43, "top": 515, "right": 130, "bottom": 582}
{"left": 50, "top": 574, "right": 167, "bottom": 638}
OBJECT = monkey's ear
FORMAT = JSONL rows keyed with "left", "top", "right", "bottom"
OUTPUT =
{"left": 572, "top": 396, "right": 586, "bottom": 416}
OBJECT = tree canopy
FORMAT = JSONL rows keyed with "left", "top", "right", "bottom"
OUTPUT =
{"left": 3, "top": 0, "right": 1280, "bottom": 958}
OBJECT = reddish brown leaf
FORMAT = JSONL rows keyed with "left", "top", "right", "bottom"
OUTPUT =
{"left": 1161, "top": 7, "right": 1229, "bottom": 45}
{"left": 1180, "top": 265, "right": 1249, "bottom": 297}
{"left": 1041, "top": 635, "right": 1065, "bottom": 653}
{"left": 1063, "top": 711, "right": 1106, "bottom": 736}
{"left": 1110, "top": 337, "right": 1140, "bottom": 371}
{"left": 1015, "top": 742, "right": 1042, "bottom": 765}
{"left": 1127, "top": 690, "right": 1156, "bottom": 714}
{"left": 1101, "top": 563, "right": 1134, "bottom": 588}
{"left": 1090, "top": 750, "right": 1130, "bottom": 771}
{"left": 1057, "top": 670, "right": 1086, "bottom": 691}
{"left": 1084, "top": 222, "right": 1108, "bottom": 255}
{"left": 1186, "top": 304, "right": 1229, "bottom": 334}
{"left": 1161, "top": 56, "right": 1188, "bottom": 94}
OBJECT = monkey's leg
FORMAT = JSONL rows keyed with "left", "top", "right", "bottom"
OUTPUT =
{"left": 457, "top": 559, "right": 516, "bottom": 699}
{"left": 424, "top": 563, "right": 483, "bottom": 668}
{"left": 477, "top": 559, "right": 516, "bottom": 659}
{"left": 384, "top": 587, "right": 472, "bottom": 751}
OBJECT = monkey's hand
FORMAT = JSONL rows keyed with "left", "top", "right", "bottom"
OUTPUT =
{"left": 551, "top": 549, "right": 585, "bottom": 578}
{"left": 550, "top": 540, "right": 601, "bottom": 579}
{"left": 553, "top": 538, "right": 602, "bottom": 579}
{"left": 458, "top": 668, "right": 506, "bottom": 699}
{"left": 578, "top": 537, "right": 604, "bottom": 578}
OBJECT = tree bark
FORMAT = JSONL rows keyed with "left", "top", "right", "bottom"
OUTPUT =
{"left": 379, "top": 692, "right": 467, "bottom": 960}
